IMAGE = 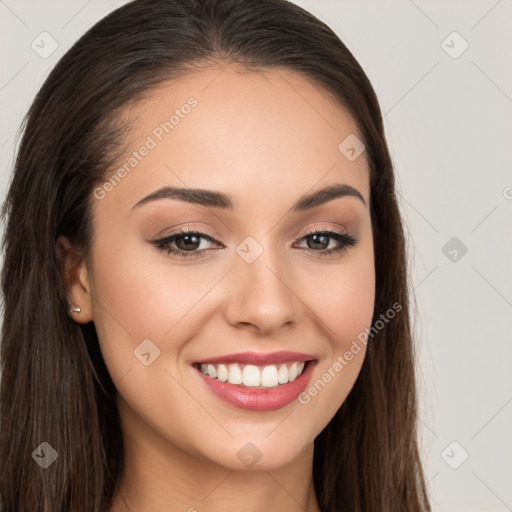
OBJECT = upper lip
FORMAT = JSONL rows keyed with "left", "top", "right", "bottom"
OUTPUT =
{"left": 194, "top": 350, "right": 316, "bottom": 366}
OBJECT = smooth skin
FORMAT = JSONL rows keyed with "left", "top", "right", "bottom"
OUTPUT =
{"left": 59, "top": 63, "right": 375, "bottom": 512}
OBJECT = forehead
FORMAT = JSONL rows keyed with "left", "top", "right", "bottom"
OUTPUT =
{"left": 98, "top": 65, "right": 370, "bottom": 214}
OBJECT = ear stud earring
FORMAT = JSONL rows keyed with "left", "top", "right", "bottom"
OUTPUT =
{"left": 70, "top": 306, "right": 81, "bottom": 314}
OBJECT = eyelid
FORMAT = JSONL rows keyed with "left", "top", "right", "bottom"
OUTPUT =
{"left": 299, "top": 224, "right": 348, "bottom": 238}
{"left": 153, "top": 224, "right": 222, "bottom": 242}
{"left": 152, "top": 223, "right": 349, "bottom": 245}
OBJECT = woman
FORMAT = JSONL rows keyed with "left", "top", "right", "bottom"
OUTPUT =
{"left": 0, "top": 0, "right": 431, "bottom": 510}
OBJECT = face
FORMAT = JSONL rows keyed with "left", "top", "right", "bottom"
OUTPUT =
{"left": 64, "top": 64, "right": 375, "bottom": 471}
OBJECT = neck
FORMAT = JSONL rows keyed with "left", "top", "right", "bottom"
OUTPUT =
{"left": 117, "top": 469, "right": 320, "bottom": 512}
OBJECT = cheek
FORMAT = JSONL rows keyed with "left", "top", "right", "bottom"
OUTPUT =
{"left": 301, "top": 247, "right": 376, "bottom": 349}
{"left": 88, "top": 232, "right": 231, "bottom": 385}
{"left": 331, "top": 265, "right": 375, "bottom": 345}
{"left": 293, "top": 250, "right": 375, "bottom": 425}
{"left": 86, "top": 235, "right": 180, "bottom": 382}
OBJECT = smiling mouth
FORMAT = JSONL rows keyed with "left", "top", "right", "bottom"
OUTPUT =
{"left": 193, "top": 360, "right": 312, "bottom": 388}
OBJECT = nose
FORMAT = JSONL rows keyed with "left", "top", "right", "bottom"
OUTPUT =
{"left": 223, "top": 245, "right": 303, "bottom": 336}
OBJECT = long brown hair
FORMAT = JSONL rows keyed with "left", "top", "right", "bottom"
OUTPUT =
{"left": 0, "top": 0, "right": 431, "bottom": 510}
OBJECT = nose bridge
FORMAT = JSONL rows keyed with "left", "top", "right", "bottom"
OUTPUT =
{"left": 224, "top": 235, "right": 302, "bottom": 334}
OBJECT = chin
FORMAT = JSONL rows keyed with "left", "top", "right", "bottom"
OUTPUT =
{"left": 196, "top": 428, "right": 315, "bottom": 472}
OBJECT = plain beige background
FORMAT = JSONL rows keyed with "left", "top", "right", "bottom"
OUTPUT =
{"left": 1, "top": 1, "right": 511, "bottom": 511}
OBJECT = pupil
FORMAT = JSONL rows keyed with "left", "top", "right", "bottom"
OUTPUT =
{"left": 177, "top": 234, "right": 199, "bottom": 251}
{"left": 309, "top": 234, "right": 328, "bottom": 250}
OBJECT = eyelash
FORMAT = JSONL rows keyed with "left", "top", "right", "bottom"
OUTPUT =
{"left": 150, "top": 226, "right": 357, "bottom": 260}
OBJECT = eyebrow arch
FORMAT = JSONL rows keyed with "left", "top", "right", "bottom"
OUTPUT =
{"left": 130, "top": 183, "right": 366, "bottom": 212}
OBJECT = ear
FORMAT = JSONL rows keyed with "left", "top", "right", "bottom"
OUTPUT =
{"left": 57, "top": 235, "right": 93, "bottom": 324}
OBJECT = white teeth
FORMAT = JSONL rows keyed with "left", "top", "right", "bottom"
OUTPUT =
{"left": 288, "top": 362, "right": 298, "bottom": 382}
{"left": 278, "top": 364, "right": 288, "bottom": 384}
{"left": 277, "top": 364, "right": 288, "bottom": 384}
{"left": 217, "top": 364, "right": 228, "bottom": 382}
{"left": 242, "top": 365, "right": 260, "bottom": 387}
{"left": 261, "top": 365, "right": 279, "bottom": 387}
{"left": 199, "top": 361, "right": 307, "bottom": 387}
{"left": 207, "top": 364, "right": 217, "bottom": 378}
{"left": 228, "top": 364, "right": 243, "bottom": 385}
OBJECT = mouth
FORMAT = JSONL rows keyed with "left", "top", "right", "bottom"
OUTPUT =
{"left": 191, "top": 351, "right": 317, "bottom": 411}
{"left": 192, "top": 360, "right": 309, "bottom": 388}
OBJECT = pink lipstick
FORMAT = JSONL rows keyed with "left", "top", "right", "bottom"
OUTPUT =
{"left": 192, "top": 351, "right": 317, "bottom": 411}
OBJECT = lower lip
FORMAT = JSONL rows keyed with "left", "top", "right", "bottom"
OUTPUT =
{"left": 194, "top": 361, "right": 317, "bottom": 411}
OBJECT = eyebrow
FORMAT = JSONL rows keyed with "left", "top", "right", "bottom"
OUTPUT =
{"left": 130, "top": 182, "right": 366, "bottom": 212}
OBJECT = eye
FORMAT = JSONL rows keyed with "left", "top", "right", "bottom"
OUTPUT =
{"left": 293, "top": 227, "right": 357, "bottom": 257}
{"left": 150, "top": 227, "right": 221, "bottom": 260}
{"left": 149, "top": 226, "right": 358, "bottom": 260}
